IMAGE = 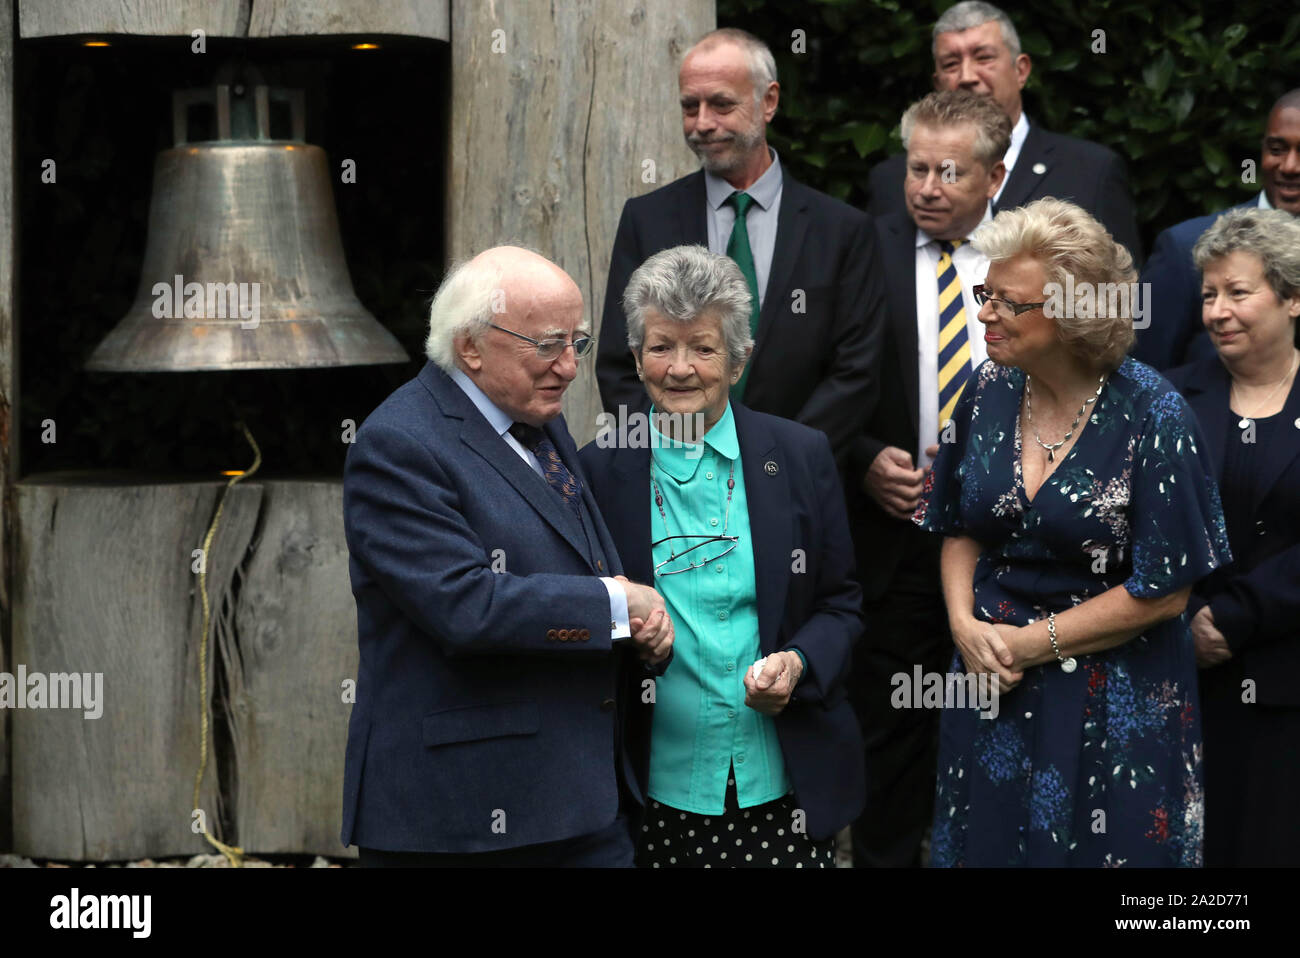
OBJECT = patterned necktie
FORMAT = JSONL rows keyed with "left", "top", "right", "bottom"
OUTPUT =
{"left": 509, "top": 422, "right": 582, "bottom": 508}
{"left": 937, "top": 239, "right": 973, "bottom": 427}
{"left": 725, "top": 190, "right": 760, "bottom": 399}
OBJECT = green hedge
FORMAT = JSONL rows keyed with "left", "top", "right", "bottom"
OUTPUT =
{"left": 719, "top": 0, "right": 1300, "bottom": 249}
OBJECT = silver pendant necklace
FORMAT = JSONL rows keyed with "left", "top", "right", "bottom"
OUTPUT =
{"left": 1026, "top": 373, "right": 1106, "bottom": 463}
{"left": 1232, "top": 349, "right": 1298, "bottom": 429}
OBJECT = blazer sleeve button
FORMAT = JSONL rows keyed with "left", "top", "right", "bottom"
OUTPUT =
{"left": 580, "top": 628, "right": 591, "bottom": 640}
{"left": 559, "top": 629, "right": 570, "bottom": 641}
{"left": 546, "top": 629, "right": 558, "bottom": 641}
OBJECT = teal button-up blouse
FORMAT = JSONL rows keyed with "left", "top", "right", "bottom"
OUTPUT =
{"left": 646, "top": 402, "right": 791, "bottom": 814}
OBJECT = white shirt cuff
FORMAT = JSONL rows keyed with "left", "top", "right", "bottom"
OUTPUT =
{"left": 600, "top": 577, "right": 632, "bottom": 640}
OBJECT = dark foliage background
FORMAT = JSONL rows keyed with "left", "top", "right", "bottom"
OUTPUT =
{"left": 718, "top": 0, "right": 1300, "bottom": 249}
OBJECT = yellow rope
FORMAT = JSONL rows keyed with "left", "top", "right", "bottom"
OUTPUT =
{"left": 192, "top": 422, "right": 263, "bottom": 867}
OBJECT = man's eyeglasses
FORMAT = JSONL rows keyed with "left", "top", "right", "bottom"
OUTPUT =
{"left": 488, "top": 323, "right": 594, "bottom": 361}
{"left": 972, "top": 284, "right": 1047, "bottom": 317}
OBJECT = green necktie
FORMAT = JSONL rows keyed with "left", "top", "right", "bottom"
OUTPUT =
{"left": 725, "top": 191, "right": 760, "bottom": 400}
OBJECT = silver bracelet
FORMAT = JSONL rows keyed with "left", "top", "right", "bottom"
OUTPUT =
{"left": 1047, "top": 612, "right": 1077, "bottom": 673}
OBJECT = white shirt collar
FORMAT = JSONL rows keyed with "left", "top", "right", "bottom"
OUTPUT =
{"left": 1002, "top": 111, "right": 1030, "bottom": 173}
{"left": 1259, "top": 190, "right": 1274, "bottom": 210}
{"left": 705, "top": 147, "right": 783, "bottom": 211}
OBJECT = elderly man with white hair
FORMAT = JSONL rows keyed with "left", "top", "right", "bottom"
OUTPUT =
{"left": 340, "top": 245, "right": 672, "bottom": 867}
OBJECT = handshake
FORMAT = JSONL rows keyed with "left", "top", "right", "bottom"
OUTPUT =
{"left": 614, "top": 575, "right": 674, "bottom": 665}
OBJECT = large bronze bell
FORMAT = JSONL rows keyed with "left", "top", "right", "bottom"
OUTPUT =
{"left": 87, "top": 80, "right": 407, "bottom": 371}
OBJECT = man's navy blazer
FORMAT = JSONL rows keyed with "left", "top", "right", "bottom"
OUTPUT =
{"left": 845, "top": 212, "right": 931, "bottom": 600}
{"left": 867, "top": 121, "right": 1143, "bottom": 264}
{"left": 578, "top": 403, "right": 867, "bottom": 840}
{"left": 1166, "top": 356, "right": 1300, "bottom": 707}
{"left": 596, "top": 169, "right": 886, "bottom": 466}
{"left": 1133, "top": 199, "right": 1258, "bottom": 371}
{"left": 340, "top": 361, "right": 643, "bottom": 854}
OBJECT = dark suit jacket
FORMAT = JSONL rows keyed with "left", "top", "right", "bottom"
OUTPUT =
{"left": 596, "top": 169, "right": 886, "bottom": 466}
{"left": 1133, "top": 200, "right": 1258, "bottom": 371}
{"left": 867, "top": 121, "right": 1143, "bottom": 264}
{"left": 340, "top": 361, "right": 645, "bottom": 853}
{"left": 578, "top": 403, "right": 867, "bottom": 840}
{"left": 843, "top": 212, "right": 934, "bottom": 601}
{"left": 1167, "top": 356, "right": 1300, "bottom": 706}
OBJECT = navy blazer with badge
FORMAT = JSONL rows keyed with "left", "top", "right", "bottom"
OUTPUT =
{"left": 578, "top": 402, "right": 866, "bottom": 840}
{"left": 596, "top": 169, "right": 886, "bottom": 466}
{"left": 1166, "top": 356, "right": 1300, "bottom": 707}
{"left": 1132, "top": 200, "right": 1257, "bottom": 371}
{"left": 341, "top": 360, "right": 646, "bottom": 854}
{"left": 867, "top": 121, "right": 1143, "bottom": 264}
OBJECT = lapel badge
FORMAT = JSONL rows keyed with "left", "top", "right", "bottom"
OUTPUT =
{"left": 1032, "top": 162, "right": 1047, "bottom": 175}
{"left": 764, "top": 460, "right": 778, "bottom": 476}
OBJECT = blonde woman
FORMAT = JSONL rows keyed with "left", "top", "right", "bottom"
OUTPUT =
{"left": 915, "top": 198, "right": 1231, "bottom": 866}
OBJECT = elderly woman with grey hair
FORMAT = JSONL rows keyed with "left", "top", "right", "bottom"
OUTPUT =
{"left": 914, "top": 198, "right": 1231, "bottom": 866}
{"left": 579, "top": 244, "right": 864, "bottom": 868}
{"left": 1164, "top": 207, "right": 1300, "bottom": 866}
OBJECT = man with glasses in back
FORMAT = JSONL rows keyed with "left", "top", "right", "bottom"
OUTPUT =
{"left": 341, "top": 245, "right": 673, "bottom": 866}
{"left": 845, "top": 91, "right": 1010, "bottom": 868}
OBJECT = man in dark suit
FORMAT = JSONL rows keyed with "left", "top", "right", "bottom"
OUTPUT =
{"left": 866, "top": 1, "right": 1142, "bottom": 263}
{"left": 596, "top": 27, "right": 886, "bottom": 466}
{"left": 846, "top": 91, "right": 1011, "bottom": 867}
{"left": 341, "top": 246, "right": 673, "bottom": 866}
{"left": 1134, "top": 89, "right": 1300, "bottom": 370}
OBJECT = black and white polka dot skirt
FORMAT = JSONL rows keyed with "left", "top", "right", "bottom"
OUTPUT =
{"left": 637, "top": 775, "right": 835, "bottom": 868}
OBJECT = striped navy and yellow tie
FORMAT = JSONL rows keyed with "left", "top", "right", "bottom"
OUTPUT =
{"left": 936, "top": 239, "right": 972, "bottom": 426}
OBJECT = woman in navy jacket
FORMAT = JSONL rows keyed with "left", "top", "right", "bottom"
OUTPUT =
{"left": 1167, "top": 207, "right": 1300, "bottom": 867}
{"left": 580, "top": 245, "right": 865, "bottom": 867}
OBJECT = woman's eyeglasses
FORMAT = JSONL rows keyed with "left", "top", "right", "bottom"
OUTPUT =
{"left": 972, "top": 284, "right": 1047, "bottom": 317}
{"left": 488, "top": 323, "right": 595, "bottom": 360}
{"left": 651, "top": 534, "right": 740, "bottom": 576}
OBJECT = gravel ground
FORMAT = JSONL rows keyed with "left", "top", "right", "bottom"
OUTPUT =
{"left": 0, "top": 853, "right": 346, "bottom": 868}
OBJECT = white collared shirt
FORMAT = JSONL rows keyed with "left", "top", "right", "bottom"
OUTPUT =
{"left": 913, "top": 207, "right": 993, "bottom": 466}
{"left": 993, "top": 112, "right": 1030, "bottom": 206}
{"left": 1259, "top": 191, "right": 1273, "bottom": 210}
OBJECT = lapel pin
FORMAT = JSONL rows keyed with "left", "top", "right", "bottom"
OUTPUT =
{"left": 764, "top": 460, "right": 778, "bottom": 475}
{"left": 1294, "top": 417, "right": 1300, "bottom": 429}
{"left": 1032, "top": 162, "right": 1047, "bottom": 175}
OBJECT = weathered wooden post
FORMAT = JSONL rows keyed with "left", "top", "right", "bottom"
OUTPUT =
{"left": 9, "top": 0, "right": 451, "bottom": 862}
{"left": 448, "top": 0, "right": 714, "bottom": 445}
{"left": 0, "top": 0, "right": 16, "bottom": 855}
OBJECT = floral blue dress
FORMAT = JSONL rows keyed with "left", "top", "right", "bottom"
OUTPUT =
{"left": 914, "top": 357, "right": 1231, "bottom": 867}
